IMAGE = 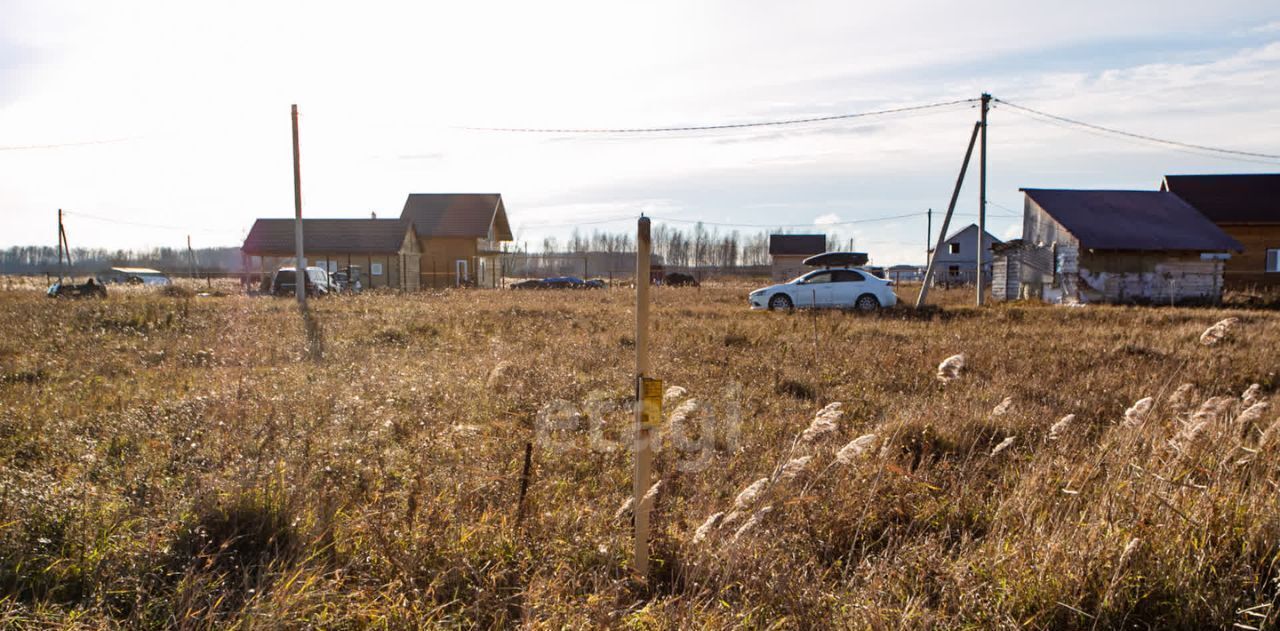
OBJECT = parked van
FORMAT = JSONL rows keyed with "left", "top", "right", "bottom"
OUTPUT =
{"left": 271, "top": 266, "right": 331, "bottom": 297}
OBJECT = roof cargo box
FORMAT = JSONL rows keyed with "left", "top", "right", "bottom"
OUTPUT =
{"left": 802, "top": 251, "right": 869, "bottom": 268}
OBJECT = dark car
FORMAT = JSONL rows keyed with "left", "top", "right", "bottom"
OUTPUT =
{"left": 511, "top": 276, "right": 607, "bottom": 290}
{"left": 663, "top": 272, "right": 700, "bottom": 287}
{"left": 270, "top": 267, "right": 331, "bottom": 297}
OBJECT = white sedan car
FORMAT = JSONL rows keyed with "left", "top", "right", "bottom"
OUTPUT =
{"left": 749, "top": 268, "right": 898, "bottom": 311}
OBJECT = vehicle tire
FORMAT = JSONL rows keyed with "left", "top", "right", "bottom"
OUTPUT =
{"left": 854, "top": 293, "right": 880, "bottom": 312}
{"left": 768, "top": 294, "right": 793, "bottom": 311}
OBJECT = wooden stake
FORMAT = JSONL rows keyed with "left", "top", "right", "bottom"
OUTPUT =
{"left": 633, "top": 215, "right": 652, "bottom": 578}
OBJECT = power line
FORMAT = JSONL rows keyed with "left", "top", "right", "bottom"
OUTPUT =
{"left": 0, "top": 138, "right": 133, "bottom": 151}
{"left": 994, "top": 98, "right": 1280, "bottom": 163}
{"left": 460, "top": 98, "right": 978, "bottom": 134}
{"left": 63, "top": 210, "right": 243, "bottom": 236}
{"left": 647, "top": 212, "right": 921, "bottom": 229}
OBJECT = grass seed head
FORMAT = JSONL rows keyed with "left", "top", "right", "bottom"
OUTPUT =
{"left": 937, "top": 353, "right": 966, "bottom": 383}
{"left": 800, "top": 403, "right": 843, "bottom": 443}
{"left": 990, "top": 435, "right": 1016, "bottom": 457}
{"left": 692, "top": 511, "right": 724, "bottom": 544}
{"left": 1048, "top": 414, "right": 1076, "bottom": 441}
{"left": 733, "top": 506, "right": 773, "bottom": 541}
{"left": 734, "top": 478, "right": 770, "bottom": 510}
{"left": 1199, "top": 317, "right": 1238, "bottom": 346}
{"left": 1123, "top": 397, "right": 1155, "bottom": 427}
{"left": 668, "top": 398, "right": 699, "bottom": 425}
{"left": 991, "top": 397, "right": 1013, "bottom": 418}
{"left": 1234, "top": 402, "right": 1269, "bottom": 431}
{"left": 662, "top": 385, "right": 688, "bottom": 406}
{"left": 836, "top": 434, "right": 878, "bottom": 464}
{"left": 779, "top": 456, "right": 812, "bottom": 482}
{"left": 613, "top": 497, "right": 635, "bottom": 521}
{"left": 640, "top": 480, "right": 663, "bottom": 511}
{"left": 1242, "top": 383, "right": 1264, "bottom": 407}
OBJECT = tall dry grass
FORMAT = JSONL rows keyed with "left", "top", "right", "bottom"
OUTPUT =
{"left": 0, "top": 282, "right": 1277, "bottom": 628}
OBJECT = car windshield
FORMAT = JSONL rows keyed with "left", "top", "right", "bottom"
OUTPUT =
{"left": 275, "top": 270, "right": 297, "bottom": 285}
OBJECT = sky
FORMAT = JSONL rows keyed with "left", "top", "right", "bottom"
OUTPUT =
{"left": 2, "top": 0, "right": 1279, "bottom": 265}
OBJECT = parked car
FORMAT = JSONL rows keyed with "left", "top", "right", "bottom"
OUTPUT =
{"left": 663, "top": 272, "right": 700, "bottom": 287}
{"left": 271, "top": 266, "right": 331, "bottom": 297}
{"left": 100, "top": 267, "right": 172, "bottom": 286}
{"left": 330, "top": 266, "right": 363, "bottom": 293}
{"left": 511, "top": 276, "right": 606, "bottom": 290}
{"left": 748, "top": 268, "right": 897, "bottom": 311}
{"left": 47, "top": 277, "right": 107, "bottom": 299}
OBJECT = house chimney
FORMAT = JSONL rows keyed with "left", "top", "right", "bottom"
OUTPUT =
{"left": 371, "top": 211, "right": 377, "bottom": 219}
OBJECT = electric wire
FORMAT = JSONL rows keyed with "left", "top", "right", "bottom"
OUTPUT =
{"left": 63, "top": 210, "right": 244, "bottom": 236}
{"left": 460, "top": 98, "right": 979, "bottom": 134}
{"left": 994, "top": 98, "right": 1280, "bottom": 164}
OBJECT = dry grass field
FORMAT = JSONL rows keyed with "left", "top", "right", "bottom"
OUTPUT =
{"left": 1, "top": 280, "right": 1278, "bottom": 629}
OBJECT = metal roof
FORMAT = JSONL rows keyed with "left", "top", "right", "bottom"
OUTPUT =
{"left": 109, "top": 267, "right": 166, "bottom": 275}
{"left": 399, "top": 194, "right": 513, "bottom": 240}
{"left": 769, "top": 234, "right": 827, "bottom": 256}
{"left": 1161, "top": 174, "right": 1280, "bottom": 224}
{"left": 241, "top": 219, "right": 414, "bottom": 255}
{"left": 943, "top": 223, "right": 1001, "bottom": 244}
{"left": 1022, "top": 189, "right": 1243, "bottom": 252}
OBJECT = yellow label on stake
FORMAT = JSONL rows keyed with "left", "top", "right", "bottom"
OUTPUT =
{"left": 639, "top": 377, "right": 663, "bottom": 427}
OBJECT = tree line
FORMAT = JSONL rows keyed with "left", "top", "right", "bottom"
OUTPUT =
{"left": 527, "top": 223, "right": 848, "bottom": 269}
{"left": 0, "top": 246, "right": 244, "bottom": 275}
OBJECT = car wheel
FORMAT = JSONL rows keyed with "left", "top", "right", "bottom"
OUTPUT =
{"left": 768, "top": 294, "right": 793, "bottom": 311}
{"left": 855, "top": 294, "right": 880, "bottom": 311}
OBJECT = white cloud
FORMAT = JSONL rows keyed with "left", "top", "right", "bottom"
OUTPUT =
{"left": 813, "top": 213, "right": 842, "bottom": 225}
{"left": 2, "top": 0, "right": 1279, "bottom": 254}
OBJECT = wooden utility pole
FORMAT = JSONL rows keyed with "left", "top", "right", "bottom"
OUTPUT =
{"left": 187, "top": 235, "right": 196, "bottom": 280}
{"left": 633, "top": 215, "right": 652, "bottom": 578}
{"left": 976, "top": 93, "right": 990, "bottom": 305}
{"left": 917, "top": 122, "right": 982, "bottom": 308}
{"left": 292, "top": 104, "right": 306, "bottom": 305}
{"left": 926, "top": 208, "right": 932, "bottom": 263}
{"left": 57, "top": 209, "right": 64, "bottom": 283}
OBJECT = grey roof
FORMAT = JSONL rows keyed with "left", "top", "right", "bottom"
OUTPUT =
{"left": 769, "top": 234, "right": 827, "bottom": 256}
{"left": 242, "top": 219, "right": 413, "bottom": 255}
{"left": 1022, "top": 189, "right": 1243, "bottom": 252}
{"left": 1161, "top": 174, "right": 1280, "bottom": 224}
{"left": 400, "top": 194, "right": 513, "bottom": 240}
{"left": 943, "top": 223, "right": 1002, "bottom": 244}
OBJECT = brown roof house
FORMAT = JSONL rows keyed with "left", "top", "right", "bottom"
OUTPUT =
{"left": 1012, "top": 189, "right": 1242, "bottom": 304}
{"left": 769, "top": 234, "right": 827, "bottom": 281}
{"left": 1161, "top": 174, "right": 1280, "bottom": 288}
{"left": 242, "top": 218, "right": 421, "bottom": 290}
{"left": 400, "top": 194, "right": 513, "bottom": 288}
{"left": 241, "top": 193, "right": 514, "bottom": 290}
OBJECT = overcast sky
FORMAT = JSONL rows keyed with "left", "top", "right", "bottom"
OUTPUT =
{"left": 2, "top": 0, "right": 1279, "bottom": 265}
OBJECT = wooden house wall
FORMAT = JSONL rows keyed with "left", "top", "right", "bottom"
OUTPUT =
{"left": 771, "top": 255, "right": 809, "bottom": 281}
{"left": 1217, "top": 224, "right": 1280, "bottom": 288}
{"left": 417, "top": 237, "right": 479, "bottom": 289}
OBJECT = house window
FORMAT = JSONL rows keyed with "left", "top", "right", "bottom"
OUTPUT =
{"left": 371, "top": 263, "right": 384, "bottom": 276}
{"left": 948, "top": 265, "right": 960, "bottom": 276}
{"left": 949, "top": 243, "right": 960, "bottom": 254}
{"left": 1267, "top": 249, "right": 1280, "bottom": 273}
